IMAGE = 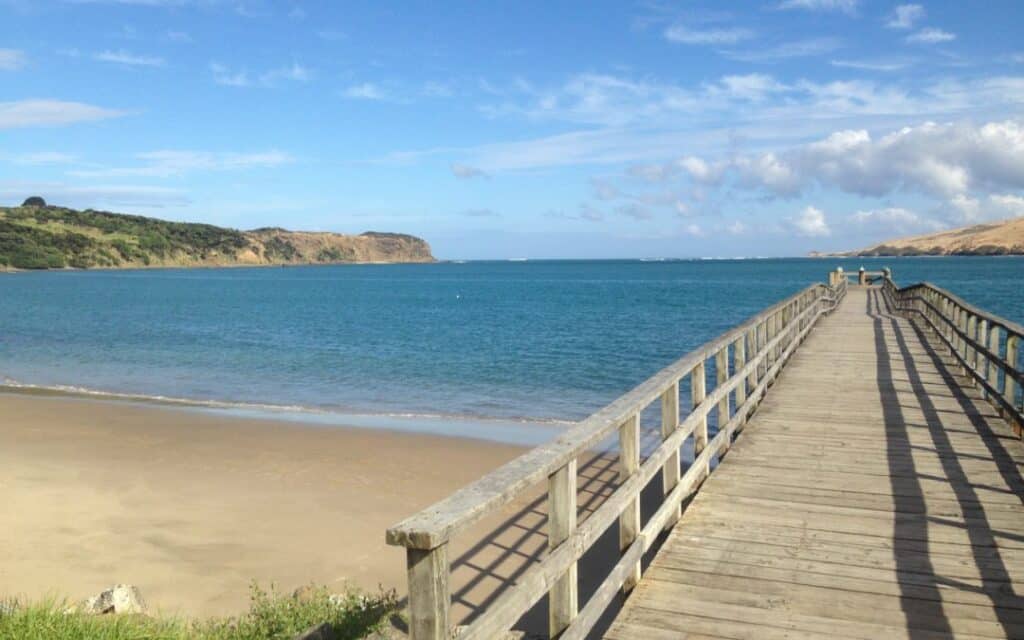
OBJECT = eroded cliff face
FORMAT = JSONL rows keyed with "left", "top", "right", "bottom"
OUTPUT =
{"left": 243, "top": 229, "right": 435, "bottom": 265}
{"left": 821, "top": 216, "right": 1024, "bottom": 257}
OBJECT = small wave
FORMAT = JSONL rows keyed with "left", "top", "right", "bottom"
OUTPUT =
{"left": 0, "top": 378, "right": 574, "bottom": 428}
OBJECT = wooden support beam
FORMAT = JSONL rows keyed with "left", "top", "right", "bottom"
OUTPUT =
{"left": 716, "top": 347, "right": 730, "bottom": 452}
{"left": 691, "top": 362, "right": 708, "bottom": 478}
{"left": 734, "top": 336, "right": 747, "bottom": 408}
{"left": 618, "top": 414, "right": 641, "bottom": 594}
{"left": 660, "top": 382, "right": 681, "bottom": 529}
{"left": 407, "top": 545, "right": 450, "bottom": 640}
{"left": 547, "top": 459, "right": 578, "bottom": 637}
{"left": 1007, "top": 335, "right": 1021, "bottom": 437}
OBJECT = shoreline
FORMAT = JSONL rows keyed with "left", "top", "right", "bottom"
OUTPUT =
{"left": 0, "top": 383, "right": 570, "bottom": 447}
{"left": 0, "top": 392, "right": 534, "bottom": 618}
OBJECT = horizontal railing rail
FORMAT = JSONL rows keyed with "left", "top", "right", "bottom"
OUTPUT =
{"left": 882, "top": 277, "right": 1023, "bottom": 436}
{"left": 387, "top": 271, "right": 849, "bottom": 640}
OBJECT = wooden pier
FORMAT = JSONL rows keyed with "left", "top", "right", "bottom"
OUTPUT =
{"left": 388, "top": 272, "right": 1024, "bottom": 639}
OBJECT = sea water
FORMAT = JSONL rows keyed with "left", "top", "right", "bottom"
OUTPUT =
{"left": 1, "top": 257, "right": 1021, "bottom": 443}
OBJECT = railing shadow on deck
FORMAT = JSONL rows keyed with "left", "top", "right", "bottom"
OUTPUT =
{"left": 391, "top": 429, "right": 677, "bottom": 638}
{"left": 869, "top": 287, "right": 1024, "bottom": 638}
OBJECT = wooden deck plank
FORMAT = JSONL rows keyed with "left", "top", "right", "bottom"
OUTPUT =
{"left": 604, "top": 287, "right": 1024, "bottom": 639}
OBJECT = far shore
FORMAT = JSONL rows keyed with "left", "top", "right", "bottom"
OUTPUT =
{"left": 0, "top": 392, "right": 535, "bottom": 619}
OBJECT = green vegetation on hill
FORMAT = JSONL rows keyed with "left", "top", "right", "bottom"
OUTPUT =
{"left": 0, "top": 199, "right": 434, "bottom": 270}
{"left": 0, "top": 583, "right": 398, "bottom": 640}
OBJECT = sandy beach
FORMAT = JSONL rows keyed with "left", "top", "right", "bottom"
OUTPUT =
{"left": 0, "top": 392, "right": 534, "bottom": 619}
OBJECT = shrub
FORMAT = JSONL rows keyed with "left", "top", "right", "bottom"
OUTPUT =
{"left": 0, "top": 583, "right": 398, "bottom": 640}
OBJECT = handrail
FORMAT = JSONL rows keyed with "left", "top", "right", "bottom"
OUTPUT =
{"left": 387, "top": 270, "right": 848, "bottom": 640}
{"left": 881, "top": 277, "right": 1023, "bottom": 437}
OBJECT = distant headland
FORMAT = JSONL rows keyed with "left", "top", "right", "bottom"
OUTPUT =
{"left": 0, "top": 197, "right": 434, "bottom": 270}
{"left": 811, "top": 215, "right": 1024, "bottom": 257}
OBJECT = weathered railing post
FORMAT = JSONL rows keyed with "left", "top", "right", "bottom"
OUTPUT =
{"left": 1007, "top": 335, "right": 1020, "bottom": 435}
{"left": 692, "top": 362, "right": 708, "bottom": 477}
{"left": 660, "top": 382, "right": 681, "bottom": 528}
{"left": 734, "top": 335, "right": 747, "bottom": 409}
{"left": 618, "top": 414, "right": 641, "bottom": 594}
{"left": 548, "top": 459, "right": 578, "bottom": 637}
{"left": 406, "top": 545, "right": 450, "bottom": 640}
{"left": 986, "top": 324, "right": 999, "bottom": 400}
{"left": 716, "top": 347, "right": 730, "bottom": 449}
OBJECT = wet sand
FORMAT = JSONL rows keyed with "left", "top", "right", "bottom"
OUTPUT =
{"left": 0, "top": 392, "right": 531, "bottom": 617}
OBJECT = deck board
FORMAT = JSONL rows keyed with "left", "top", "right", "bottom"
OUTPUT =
{"left": 604, "top": 287, "right": 1024, "bottom": 639}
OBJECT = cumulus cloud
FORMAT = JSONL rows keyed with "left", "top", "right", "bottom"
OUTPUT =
{"left": 0, "top": 99, "right": 127, "bottom": 129}
{"left": 450, "top": 163, "right": 487, "bottom": 179}
{"left": 886, "top": 4, "right": 924, "bottom": 29}
{"left": 725, "top": 120, "right": 1024, "bottom": 200}
{"left": 907, "top": 28, "right": 955, "bottom": 44}
{"left": 664, "top": 25, "right": 754, "bottom": 45}
{"left": 789, "top": 206, "right": 831, "bottom": 236}
{"left": 0, "top": 48, "right": 26, "bottom": 70}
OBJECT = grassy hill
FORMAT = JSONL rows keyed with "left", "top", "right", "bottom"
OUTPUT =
{"left": 0, "top": 199, "right": 434, "bottom": 270}
{"left": 827, "top": 216, "right": 1024, "bottom": 257}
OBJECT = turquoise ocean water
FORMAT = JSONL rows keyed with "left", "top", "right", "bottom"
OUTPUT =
{"left": 1, "top": 257, "right": 1022, "bottom": 443}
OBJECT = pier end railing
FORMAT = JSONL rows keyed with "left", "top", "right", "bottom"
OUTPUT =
{"left": 882, "top": 276, "right": 1024, "bottom": 437}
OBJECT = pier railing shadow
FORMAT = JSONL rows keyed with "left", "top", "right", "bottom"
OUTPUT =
{"left": 869, "top": 287, "right": 1024, "bottom": 638}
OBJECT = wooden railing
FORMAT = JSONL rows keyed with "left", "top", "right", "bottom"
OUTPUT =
{"left": 386, "top": 273, "right": 848, "bottom": 640}
{"left": 882, "top": 277, "right": 1024, "bottom": 436}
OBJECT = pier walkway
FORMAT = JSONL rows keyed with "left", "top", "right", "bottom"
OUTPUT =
{"left": 388, "top": 273, "right": 1024, "bottom": 640}
{"left": 605, "top": 286, "right": 1024, "bottom": 639}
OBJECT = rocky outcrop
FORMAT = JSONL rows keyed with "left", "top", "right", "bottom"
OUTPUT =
{"left": 66, "top": 584, "right": 147, "bottom": 615}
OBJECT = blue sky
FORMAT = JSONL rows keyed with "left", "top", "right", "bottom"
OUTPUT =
{"left": 2, "top": 0, "right": 1024, "bottom": 259}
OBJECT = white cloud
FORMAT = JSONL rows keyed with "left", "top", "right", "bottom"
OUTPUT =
{"left": 664, "top": 25, "right": 754, "bottom": 45}
{"left": 166, "top": 30, "right": 193, "bottom": 43}
{"left": 0, "top": 99, "right": 127, "bottom": 129}
{"left": 616, "top": 203, "right": 654, "bottom": 220}
{"left": 886, "top": 4, "right": 924, "bottom": 29}
{"left": 736, "top": 152, "right": 801, "bottom": 196}
{"left": 677, "top": 156, "right": 726, "bottom": 184}
{"left": 70, "top": 150, "right": 294, "bottom": 178}
{"left": 0, "top": 48, "right": 26, "bottom": 70}
{"left": 949, "top": 193, "right": 1024, "bottom": 222}
{"left": 683, "top": 223, "right": 705, "bottom": 237}
{"left": 450, "top": 163, "right": 487, "bottom": 179}
{"left": 907, "top": 28, "right": 955, "bottom": 44}
{"left": 8, "top": 151, "right": 77, "bottom": 165}
{"left": 210, "top": 62, "right": 310, "bottom": 87}
{"left": 725, "top": 220, "right": 747, "bottom": 235}
{"left": 342, "top": 83, "right": 385, "bottom": 100}
{"left": 849, "top": 207, "right": 945, "bottom": 235}
{"left": 0, "top": 182, "right": 189, "bottom": 209}
{"left": 94, "top": 50, "right": 165, "bottom": 67}
{"left": 727, "top": 120, "right": 1024, "bottom": 200}
{"left": 830, "top": 58, "right": 912, "bottom": 72}
{"left": 789, "top": 206, "right": 831, "bottom": 236}
{"left": 777, "top": 0, "right": 857, "bottom": 13}
{"left": 721, "top": 38, "right": 843, "bottom": 63}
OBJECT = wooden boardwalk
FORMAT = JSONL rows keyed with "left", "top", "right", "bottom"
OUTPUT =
{"left": 605, "top": 286, "right": 1024, "bottom": 639}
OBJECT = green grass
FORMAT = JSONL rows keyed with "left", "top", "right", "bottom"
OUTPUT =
{"left": 0, "top": 583, "right": 399, "bottom": 640}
